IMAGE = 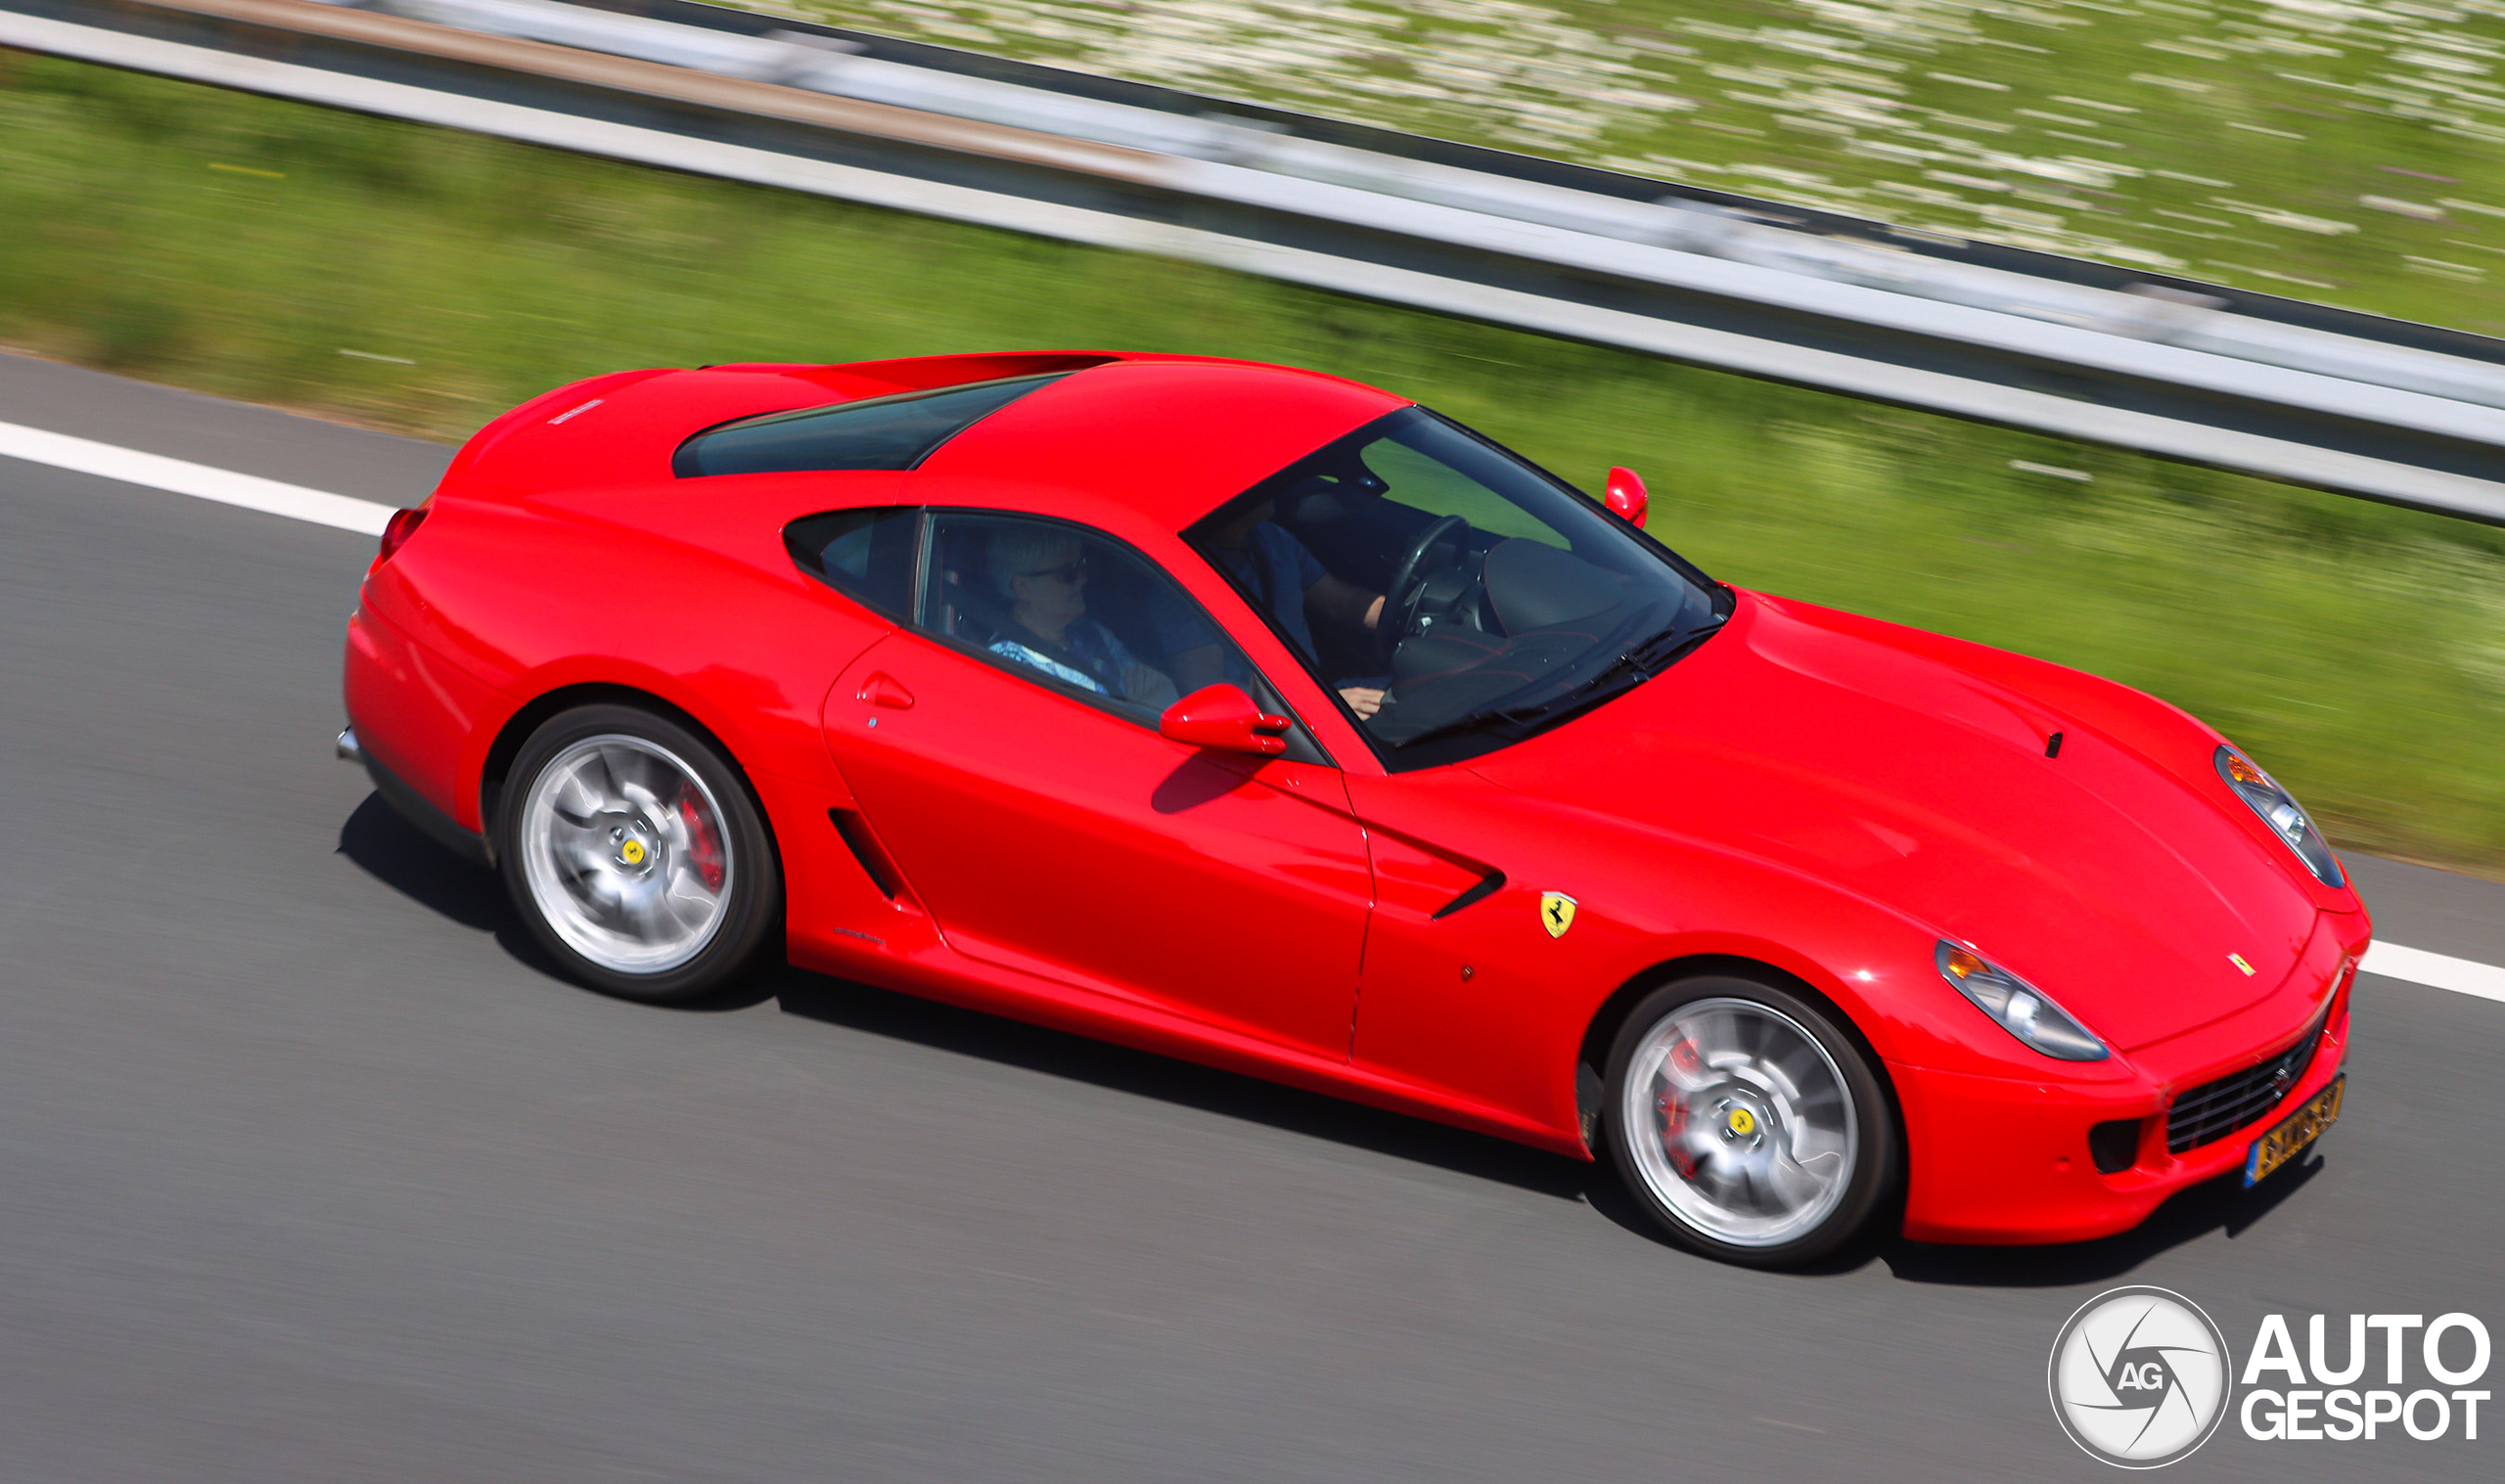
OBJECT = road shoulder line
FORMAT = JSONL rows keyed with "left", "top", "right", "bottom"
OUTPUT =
{"left": 0, "top": 419, "right": 396, "bottom": 535}
{"left": 2359, "top": 941, "right": 2505, "bottom": 1004}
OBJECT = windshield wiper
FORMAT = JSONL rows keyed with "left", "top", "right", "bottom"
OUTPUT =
{"left": 1389, "top": 616, "right": 1726, "bottom": 751}
{"left": 1497, "top": 623, "right": 1700, "bottom": 726}
{"left": 1624, "top": 619, "right": 1717, "bottom": 674}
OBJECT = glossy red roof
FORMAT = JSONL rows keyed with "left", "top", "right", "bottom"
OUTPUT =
{"left": 917, "top": 357, "right": 1408, "bottom": 529}
{"left": 438, "top": 352, "right": 1406, "bottom": 533}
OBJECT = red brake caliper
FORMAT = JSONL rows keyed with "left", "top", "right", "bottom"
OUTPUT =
{"left": 678, "top": 787, "right": 725, "bottom": 891}
{"left": 1659, "top": 1038, "right": 1702, "bottom": 1180}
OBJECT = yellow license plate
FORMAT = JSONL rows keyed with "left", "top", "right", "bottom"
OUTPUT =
{"left": 2245, "top": 1073, "right": 2344, "bottom": 1187}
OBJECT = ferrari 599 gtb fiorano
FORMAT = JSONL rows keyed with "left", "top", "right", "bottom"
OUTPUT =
{"left": 341, "top": 351, "right": 2366, "bottom": 1266}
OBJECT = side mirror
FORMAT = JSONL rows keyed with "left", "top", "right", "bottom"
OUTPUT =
{"left": 1605, "top": 466, "right": 1649, "bottom": 529}
{"left": 1159, "top": 684, "right": 1291, "bottom": 756}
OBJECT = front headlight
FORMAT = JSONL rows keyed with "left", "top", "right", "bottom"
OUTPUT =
{"left": 2215, "top": 744, "right": 2345, "bottom": 888}
{"left": 1936, "top": 942, "right": 2110, "bottom": 1061}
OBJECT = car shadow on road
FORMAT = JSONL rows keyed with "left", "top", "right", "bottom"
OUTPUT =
{"left": 339, "top": 788, "right": 2327, "bottom": 1268}
{"left": 1582, "top": 1141, "right": 2328, "bottom": 1283}
{"left": 335, "top": 791, "right": 781, "bottom": 1009}
{"left": 338, "top": 793, "right": 505, "bottom": 927}
{"left": 769, "top": 968, "right": 1591, "bottom": 1200}
{"left": 337, "top": 789, "right": 1583, "bottom": 1198}
{"left": 1874, "top": 1155, "right": 2328, "bottom": 1287}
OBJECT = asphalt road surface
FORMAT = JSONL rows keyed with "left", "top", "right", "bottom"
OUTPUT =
{"left": 3, "top": 352, "right": 2500, "bottom": 1482}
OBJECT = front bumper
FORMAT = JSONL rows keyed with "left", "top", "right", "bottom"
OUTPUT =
{"left": 1893, "top": 910, "right": 2364, "bottom": 1245}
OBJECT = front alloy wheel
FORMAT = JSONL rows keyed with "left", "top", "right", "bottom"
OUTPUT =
{"left": 1603, "top": 976, "right": 1896, "bottom": 1267}
{"left": 498, "top": 704, "right": 781, "bottom": 1004}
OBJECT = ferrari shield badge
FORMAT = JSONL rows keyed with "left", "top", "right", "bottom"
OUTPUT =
{"left": 1539, "top": 892, "right": 1577, "bottom": 938}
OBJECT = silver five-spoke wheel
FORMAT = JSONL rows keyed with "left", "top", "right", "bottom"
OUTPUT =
{"left": 1603, "top": 976, "right": 1895, "bottom": 1267}
{"left": 1622, "top": 997, "right": 1855, "bottom": 1247}
{"left": 498, "top": 704, "right": 781, "bottom": 1004}
{"left": 519, "top": 734, "right": 732, "bottom": 973}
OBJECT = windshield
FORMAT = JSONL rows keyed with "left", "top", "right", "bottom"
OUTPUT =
{"left": 1183, "top": 408, "right": 1728, "bottom": 768}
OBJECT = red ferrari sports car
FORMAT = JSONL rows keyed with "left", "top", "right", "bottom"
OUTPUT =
{"left": 341, "top": 350, "right": 2368, "bottom": 1266}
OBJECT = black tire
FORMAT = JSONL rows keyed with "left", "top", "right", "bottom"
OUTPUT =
{"left": 494, "top": 703, "right": 783, "bottom": 1005}
{"left": 1601, "top": 974, "right": 1897, "bottom": 1268}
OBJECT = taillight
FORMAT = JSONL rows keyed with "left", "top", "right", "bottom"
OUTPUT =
{"left": 378, "top": 504, "right": 430, "bottom": 563}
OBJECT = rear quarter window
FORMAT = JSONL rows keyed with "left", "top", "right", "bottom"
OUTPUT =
{"left": 785, "top": 507, "right": 920, "bottom": 618}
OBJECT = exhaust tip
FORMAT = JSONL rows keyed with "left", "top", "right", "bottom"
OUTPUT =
{"left": 336, "top": 726, "right": 363, "bottom": 764}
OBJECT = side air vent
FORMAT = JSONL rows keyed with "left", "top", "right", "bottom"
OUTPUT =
{"left": 1432, "top": 870, "right": 1507, "bottom": 921}
{"left": 828, "top": 808, "right": 903, "bottom": 900}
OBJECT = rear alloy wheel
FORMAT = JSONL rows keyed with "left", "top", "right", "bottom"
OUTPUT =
{"left": 1602, "top": 976, "right": 1896, "bottom": 1267}
{"left": 497, "top": 704, "right": 781, "bottom": 1004}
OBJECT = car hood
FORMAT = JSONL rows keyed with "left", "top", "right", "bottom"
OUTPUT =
{"left": 1466, "top": 592, "right": 2322, "bottom": 1053}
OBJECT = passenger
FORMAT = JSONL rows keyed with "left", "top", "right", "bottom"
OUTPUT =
{"left": 1188, "top": 494, "right": 1389, "bottom": 718}
{"left": 983, "top": 527, "right": 1179, "bottom": 710}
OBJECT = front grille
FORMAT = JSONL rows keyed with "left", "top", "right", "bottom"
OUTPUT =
{"left": 2165, "top": 1005, "right": 2330, "bottom": 1154}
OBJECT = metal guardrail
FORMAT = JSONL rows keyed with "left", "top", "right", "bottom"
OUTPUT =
{"left": 9, "top": 0, "right": 2505, "bottom": 520}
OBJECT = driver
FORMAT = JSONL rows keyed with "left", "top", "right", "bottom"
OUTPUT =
{"left": 982, "top": 527, "right": 1179, "bottom": 710}
{"left": 1189, "top": 493, "right": 1389, "bottom": 718}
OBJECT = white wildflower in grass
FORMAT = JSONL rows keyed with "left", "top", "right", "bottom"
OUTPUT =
{"left": 754, "top": 0, "right": 2505, "bottom": 327}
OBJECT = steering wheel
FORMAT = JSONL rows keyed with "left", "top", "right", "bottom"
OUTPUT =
{"left": 1378, "top": 515, "right": 1470, "bottom": 661}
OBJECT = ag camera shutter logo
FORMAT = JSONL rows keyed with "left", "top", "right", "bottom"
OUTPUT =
{"left": 2049, "top": 1286, "right": 2233, "bottom": 1467}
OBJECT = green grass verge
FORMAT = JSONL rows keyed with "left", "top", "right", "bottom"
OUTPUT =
{"left": 6, "top": 54, "right": 2504, "bottom": 874}
{"left": 794, "top": 0, "right": 2505, "bottom": 334}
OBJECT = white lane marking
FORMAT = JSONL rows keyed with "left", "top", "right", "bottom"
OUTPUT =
{"left": 7, "top": 414, "right": 2505, "bottom": 1010}
{"left": 0, "top": 420, "right": 397, "bottom": 536}
{"left": 2360, "top": 941, "right": 2505, "bottom": 1004}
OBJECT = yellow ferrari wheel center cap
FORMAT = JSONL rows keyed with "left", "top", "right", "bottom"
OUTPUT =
{"left": 619, "top": 838, "right": 648, "bottom": 866}
{"left": 1727, "top": 1107, "right": 1756, "bottom": 1136}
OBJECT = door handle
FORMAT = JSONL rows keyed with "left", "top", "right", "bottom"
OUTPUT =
{"left": 858, "top": 672, "right": 916, "bottom": 710}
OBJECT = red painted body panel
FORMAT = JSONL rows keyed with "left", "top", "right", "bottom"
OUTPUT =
{"left": 342, "top": 352, "right": 2374, "bottom": 1245}
{"left": 918, "top": 359, "right": 1403, "bottom": 531}
{"left": 1898, "top": 908, "right": 2364, "bottom": 1242}
{"left": 1468, "top": 590, "right": 2327, "bottom": 1057}
{"left": 824, "top": 631, "right": 1374, "bottom": 1062}
{"left": 342, "top": 601, "right": 493, "bottom": 814}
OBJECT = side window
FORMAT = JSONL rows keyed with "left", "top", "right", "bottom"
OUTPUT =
{"left": 917, "top": 512, "right": 1270, "bottom": 725}
{"left": 785, "top": 507, "right": 921, "bottom": 618}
